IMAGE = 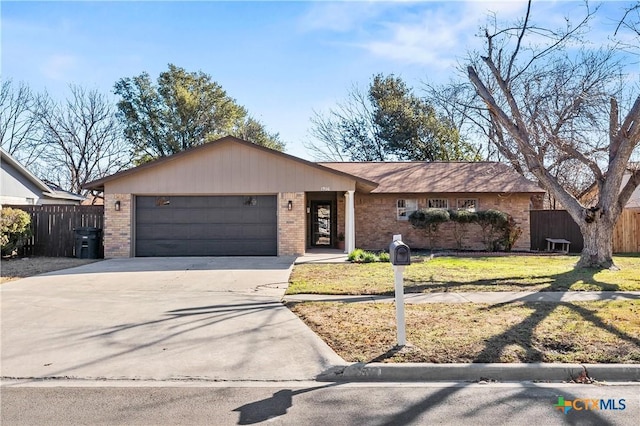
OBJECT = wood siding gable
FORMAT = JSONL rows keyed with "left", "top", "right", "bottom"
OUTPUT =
{"left": 104, "top": 139, "right": 358, "bottom": 194}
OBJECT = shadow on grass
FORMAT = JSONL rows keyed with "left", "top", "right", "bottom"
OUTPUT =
{"left": 368, "top": 267, "right": 639, "bottom": 364}
{"left": 470, "top": 267, "right": 639, "bottom": 363}
{"left": 401, "top": 269, "right": 628, "bottom": 293}
{"left": 398, "top": 254, "right": 640, "bottom": 293}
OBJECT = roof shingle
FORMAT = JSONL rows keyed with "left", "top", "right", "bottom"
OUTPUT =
{"left": 319, "top": 162, "right": 544, "bottom": 194}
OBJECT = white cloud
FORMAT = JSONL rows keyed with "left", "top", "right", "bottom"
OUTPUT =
{"left": 297, "top": 1, "right": 395, "bottom": 33}
{"left": 357, "top": 3, "right": 485, "bottom": 67}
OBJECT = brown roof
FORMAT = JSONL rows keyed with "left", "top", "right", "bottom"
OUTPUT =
{"left": 319, "top": 162, "right": 545, "bottom": 194}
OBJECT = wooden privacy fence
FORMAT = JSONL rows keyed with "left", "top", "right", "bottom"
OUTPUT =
{"left": 530, "top": 209, "right": 640, "bottom": 254}
{"left": 6, "top": 205, "right": 104, "bottom": 257}
{"left": 530, "top": 210, "right": 584, "bottom": 253}
{"left": 613, "top": 208, "right": 640, "bottom": 253}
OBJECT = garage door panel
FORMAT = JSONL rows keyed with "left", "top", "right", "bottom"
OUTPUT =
{"left": 136, "top": 240, "right": 276, "bottom": 257}
{"left": 135, "top": 195, "right": 277, "bottom": 256}
{"left": 137, "top": 223, "right": 276, "bottom": 240}
{"left": 137, "top": 208, "right": 274, "bottom": 224}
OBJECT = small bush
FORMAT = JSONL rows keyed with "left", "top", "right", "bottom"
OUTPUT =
{"left": 1, "top": 207, "right": 32, "bottom": 256}
{"left": 476, "top": 209, "right": 508, "bottom": 251}
{"left": 348, "top": 248, "right": 389, "bottom": 263}
{"left": 378, "top": 252, "right": 390, "bottom": 262}
{"left": 409, "top": 208, "right": 450, "bottom": 250}
{"left": 348, "top": 248, "right": 366, "bottom": 262}
{"left": 448, "top": 209, "right": 477, "bottom": 224}
{"left": 448, "top": 209, "right": 477, "bottom": 250}
{"left": 361, "top": 251, "right": 377, "bottom": 263}
{"left": 500, "top": 216, "right": 523, "bottom": 252}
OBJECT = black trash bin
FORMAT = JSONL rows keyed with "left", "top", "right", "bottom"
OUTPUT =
{"left": 74, "top": 227, "right": 102, "bottom": 259}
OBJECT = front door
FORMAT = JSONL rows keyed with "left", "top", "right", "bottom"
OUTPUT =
{"left": 311, "top": 201, "right": 332, "bottom": 247}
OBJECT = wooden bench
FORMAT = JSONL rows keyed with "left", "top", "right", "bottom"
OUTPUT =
{"left": 546, "top": 238, "right": 571, "bottom": 253}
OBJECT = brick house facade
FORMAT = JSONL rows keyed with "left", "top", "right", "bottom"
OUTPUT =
{"left": 85, "top": 137, "right": 544, "bottom": 258}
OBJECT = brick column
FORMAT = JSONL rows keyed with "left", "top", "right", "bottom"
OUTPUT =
{"left": 278, "top": 192, "right": 305, "bottom": 256}
{"left": 104, "top": 193, "right": 132, "bottom": 258}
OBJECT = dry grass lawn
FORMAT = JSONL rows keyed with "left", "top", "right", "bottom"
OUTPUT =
{"left": 288, "top": 300, "right": 640, "bottom": 364}
{"left": 0, "top": 257, "right": 100, "bottom": 283}
{"left": 288, "top": 255, "right": 640, "bottom": 294}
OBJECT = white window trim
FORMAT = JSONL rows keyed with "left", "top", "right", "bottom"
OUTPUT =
{"left": 428, "top": 198, "right": 449, "bottom": 209}
{"left": 397, "top": 199, "right": 418, "bottom": 221}
{"left": 456, "top": 198, "right": 478, "bottom": 211}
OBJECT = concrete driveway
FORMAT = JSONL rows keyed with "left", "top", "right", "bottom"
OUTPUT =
{"left": 0, "top": 257, "right": 344, "bottom": 381}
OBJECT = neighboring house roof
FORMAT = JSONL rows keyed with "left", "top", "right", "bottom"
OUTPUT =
{"left": 83, "top": 136, "right": 379, "bottom": 192}
{"left": 1, "top": 148, "right": 85, "bottom": 203}
{"left": 320, "top": 161, "right": 545, "bottom": 194}
{"left": 621, "top": 173, "right": 640, "bottom": 208}
{"left": 578, "top": 169, "right": 640, "bottom": 209}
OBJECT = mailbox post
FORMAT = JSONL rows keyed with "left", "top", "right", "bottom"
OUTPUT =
{"left": 389, "top": 235, "right": 410, "bottom": 347}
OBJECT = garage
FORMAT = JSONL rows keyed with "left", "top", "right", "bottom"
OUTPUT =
{"left": 135, "top": 195, "right": 277, "bottom": 256}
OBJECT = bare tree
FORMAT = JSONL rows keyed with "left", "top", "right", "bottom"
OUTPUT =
{"left": 35, "top": 86, "right": 130, "bottom": 195}
{"left": 306, "top": 83, "right": 385, "bottom": 161}
{"left": 615, "top": 2, "right": 640, "bottom": 37}
{"left": 467, "top": 1, "right": 640, "bottom": 269}
{"left": 0, "top": 79, "right": 43, "bottom": 167}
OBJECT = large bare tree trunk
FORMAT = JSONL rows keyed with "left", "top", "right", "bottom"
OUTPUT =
{"left": 578, "top": 214, "right": 616, "bottom": 269}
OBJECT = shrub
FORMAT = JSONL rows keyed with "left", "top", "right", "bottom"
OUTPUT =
{"left": 348, "top": 248, "right": 389, "bottom": 263}
{"left": 361, "top": 251, "right": 377, "bottom": 263}
{"left": 1, "top": 207, "right": 32, "bottom": 256}
{"left": 448, "top": 209, "right": 477, "bottom": 250}
{"left": 475, "top": 209, "right": 508, "bottom": 251}
{"left": 409, "top": 208, "right": 450, "bottom": 250}
{"left": 377, "top": 251, "right": 390, "bottom": 262}
{"left": 348, "top": 248, "right": 366, "bottom": 262}
{"left": 500, "top": 215, "right": 523, "bottom": 252}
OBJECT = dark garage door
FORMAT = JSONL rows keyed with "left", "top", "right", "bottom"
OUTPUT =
{"left": 135, "top": 196, "right": 277, "bottom": 256}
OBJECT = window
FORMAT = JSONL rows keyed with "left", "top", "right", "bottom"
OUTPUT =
{"left": 457, "top": 198, "right": 477, "bottom": 211}
{"left": 428, "top": 198, "right": 449, "bottom": 209}
{"left": 243, "top": 196, "right": 257, "bottom": 206}
{"left": 397, "top": 199, "right": 418, "bottom": 221}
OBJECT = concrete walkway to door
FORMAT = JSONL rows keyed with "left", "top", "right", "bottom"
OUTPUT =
{"left": 0, "top": 257, "right": 344, "bottom": 382}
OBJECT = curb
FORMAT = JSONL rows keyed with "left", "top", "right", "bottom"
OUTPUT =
{"left": 317, "top": 363, "right": 640, "bottom": 383}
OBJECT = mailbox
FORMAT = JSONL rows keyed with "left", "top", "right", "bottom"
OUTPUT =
{"left": 389, "top": 240, "right": 411, "bottom": 266}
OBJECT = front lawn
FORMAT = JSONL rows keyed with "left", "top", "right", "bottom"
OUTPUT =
{"left": 287, "top": 255, "right": 640, "bottom": 294}
{"left": 287, "top": 300, "right": 640, "bottom": 364}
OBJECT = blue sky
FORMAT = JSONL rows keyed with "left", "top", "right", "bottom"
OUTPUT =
{"left": 1, "top": 1, "right": 635, "bottom": 160}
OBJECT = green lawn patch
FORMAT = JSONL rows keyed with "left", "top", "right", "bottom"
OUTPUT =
{"left": 287, "top": 255, "right": 640, "bottom": 294}
{"left": 287, "top": 300, "right": 640, "bottom": 363}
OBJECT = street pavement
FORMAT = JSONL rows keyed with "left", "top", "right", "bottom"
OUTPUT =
{"left": 2, "top": 380, "right": 638, "bottom": 425}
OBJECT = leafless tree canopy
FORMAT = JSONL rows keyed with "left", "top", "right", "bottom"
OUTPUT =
{"left": 0, "top": 79, "right": 43, "bottom": 167}
{"left": 466, "top": 0, "right": 640, "bottom": 268}
{"left": 35, "top": 86, "right": 130, "bottom": 195}
{"left": 306, "top": 84, "right": 386, "bottom": 161}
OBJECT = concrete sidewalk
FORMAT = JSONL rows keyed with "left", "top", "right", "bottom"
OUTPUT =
{"left": 284, "top": 291, "right": 640, "bottom": 304}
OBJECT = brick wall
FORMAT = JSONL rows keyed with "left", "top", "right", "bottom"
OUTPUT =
{"left": 278, "top": 192, "right": 306, "bottom": 255}
{"left": 354, "top": 193, "right": 533, "bottom": 251}
{"left": 104, "top": 193, "right": 132, "bottom": 258}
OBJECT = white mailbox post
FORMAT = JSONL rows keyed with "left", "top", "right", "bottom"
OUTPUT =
{"left": 389, "top": 234, "right": 410, "bottom": 347}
